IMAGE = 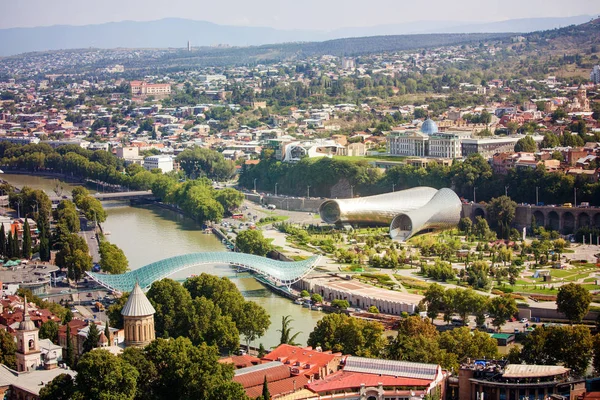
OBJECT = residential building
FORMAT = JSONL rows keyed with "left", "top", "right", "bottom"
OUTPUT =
{"left": 144, "top": 155, "right": 174, "bottom": 173}
{"left": 0, "top": 137, "right": 40, "bottom": 145}
{"left": 454, "top": 361, "right": 585, "bottom": 400}
{"left": 591, "top": 65, "right": 600, "bottom": 84}
{"left": 130, "top": 81, "right": 171, "bottom": 96}
{"left": 305, "top": 356, "right": 447, "bottom": 400}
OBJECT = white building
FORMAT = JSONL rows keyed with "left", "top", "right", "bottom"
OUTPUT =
{"left": 144, "top": 155, "right": 174, "bottom": 173}
{"left": 428, "top": 131, "right": 471, "bottom": 159}
{"left": 592, "top": 65, "right": 600, "bottom": 84}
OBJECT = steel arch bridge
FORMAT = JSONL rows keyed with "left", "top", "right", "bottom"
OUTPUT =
{"left": 86, "top": 252, "right": 321, "bottom": 294}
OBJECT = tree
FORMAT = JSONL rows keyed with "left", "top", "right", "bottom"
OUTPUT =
{"left": 143, "top": 338, "right": 248, "bottom": 400}
{"left": 82, "top": 323, "right": 100, "bottom": 354}
{"left": 308, "top": 313, "right": 385, "bottom": 357}
{"left": 21, "top": 219, "right": 32, "bottom": 259}
{"left": 0, "top": 329, "right": 16, "bottom": 369}
{"left": 331, "top": 299, "right": 350, "bottom": 310}
{"left": 39, "top": 373, "right": 75, "bottom": 400}
{"left": 486, "top": 196, "right": 517, "bottom": 239}
{"left": 594, "top": 334, "right": 600, "bottom": 375}
{"left": 65, "top": 325, "right": 75, "bottom": 367}
{"left": 521, "top": 325, "right": 592, "bottom": 376}
{"left": 235, "top": 230, "right": 272, "bottom": 256}
{"left": 488, "top": 295, "right": 518, "bottom": 330}
{"left": 368, "top": 305, "right": 380, "bottom": 313}
{"left": 237, "top": 301, "right": 271, "bottom": 347}
{"left": 438, "top": 327, "right": 498, "bottom": 363}
{"left": 55, "top": 200, "right": 80, "bottom": 233}
{"left": 422, "top": 283, "right": 446, "bottom": 323}
{"left": 310, "top": 293, "right": 323, "bottom": 303}
{"left": 0, "top": 224, "right": 5, "bottom": 257}
{"left": 214, "top": 188, "right": 244, "bottom": 215}
{"left": 384, "top": 316, "right": 458, "bottom": 371}
{"left": 39, "top": 320, "right": 59, "bottom": 343}
{"left": 261, "top": 375, "right": 271, "bottom": 400}
{"left": 556, "top": 283, "right": 592, "bottom": 324}
{"left": 75, "top": 350, "right": 138, "bottom": 400}
{"left": 458, "top": 217, "right": 472, "bottom": 236}
{"left": 37, "top": 211, "right": 51, "bottom": 261}
{"left": 514, "top": 135, "right": 537, "bottom": 152}
{"left": 99, "top": 241, "right": 129, "bottom": 274}
{"left": 107, "top": 293, "right": 129, "bottom": 329}
{"left": 120, "top": 347, "right": 158, "bottom": 400}
{"left": 278, "top": 315, "right": 301, "bottom": 346}
{"left": 147, "top": 279, "right": 193, "bottom": 339}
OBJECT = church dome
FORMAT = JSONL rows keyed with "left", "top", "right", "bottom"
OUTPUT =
{"left": 421, "top": 118, "right": 438, "bottom": 135}
{"left": 121, "top": 283, "right": 156, "bottom": 317}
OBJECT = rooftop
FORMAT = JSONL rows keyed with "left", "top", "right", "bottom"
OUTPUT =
{"left": 503, "top": 364, "right": 569, "bottom": 379}
{"left": 120, "top": 282, "right": 156, "bottom": 317}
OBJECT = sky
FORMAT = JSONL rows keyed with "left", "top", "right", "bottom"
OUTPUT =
{"left": 1, "top": 0, "right": 599, "bottom": 30}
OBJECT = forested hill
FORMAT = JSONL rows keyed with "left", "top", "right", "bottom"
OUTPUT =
{"left": 524, "top": 17, "right": 600, "bottom": 53}
{"left": 258, "top": 32, "right": 514, "bottom": 57}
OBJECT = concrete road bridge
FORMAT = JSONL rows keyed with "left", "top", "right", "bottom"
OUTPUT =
{"left": 50, "top": 190, "right": 156, "bottom": 203}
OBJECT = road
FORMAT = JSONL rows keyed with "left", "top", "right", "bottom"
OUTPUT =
{"left": 78, "top": 217, "right": 100, "bottom": 263}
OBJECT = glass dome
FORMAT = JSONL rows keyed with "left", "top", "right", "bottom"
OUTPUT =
{"left": 421, "top": 118, "right": 438, "bottom": 135}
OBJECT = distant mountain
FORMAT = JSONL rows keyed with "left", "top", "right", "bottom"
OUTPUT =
{"left": 0, "top": 15, "right": 596, "bottom": 57}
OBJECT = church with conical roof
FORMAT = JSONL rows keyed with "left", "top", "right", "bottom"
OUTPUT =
{"left": 121, "top": 282, "right": 156, "bottom": 347}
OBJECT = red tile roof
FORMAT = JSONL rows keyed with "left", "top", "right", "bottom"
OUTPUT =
{"left": 307, "top": 370, "right": 432, "bottom": 393}
{"left": 262, "top": 344, "right": 341, "bottom": 378}
{"left": 233, "top": 362, "right": 290, "bottom": 389}
{"left": 219, "top": 354, "right": 261, "bottom": 369}
{"left": 245, "top": 375, "right": 310, "bottom": 399}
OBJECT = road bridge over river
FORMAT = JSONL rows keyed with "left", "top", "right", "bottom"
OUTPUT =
{"left": 49, "top": 190, "right": 156, "bottom": 203}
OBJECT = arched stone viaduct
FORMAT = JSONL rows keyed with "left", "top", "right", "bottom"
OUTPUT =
{"left": 462, "top": 204, "right": 600, "bottom": 234}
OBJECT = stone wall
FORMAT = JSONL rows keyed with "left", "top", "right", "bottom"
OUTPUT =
{"left": 244, "top": 193, "right": 323, "bottom": 213}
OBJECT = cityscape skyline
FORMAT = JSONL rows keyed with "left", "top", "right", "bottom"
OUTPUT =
{"left": 2, "top": 0, "right": 599, "bottom": 30}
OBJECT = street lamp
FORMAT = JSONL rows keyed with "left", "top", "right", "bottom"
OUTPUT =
{"left": 574, "top": 187, "right": 577, "bottom": 207}
{"left": 275, "top": 183, "right": 278, "bottom": 197}
{"left": 535, "top": 186, "right": 539, "bottom": 206}
{"left": 350, "top": 185, "right": 354, "bottom": 198}
{"left": 505, "top": 185, "right": 509, "bottom": 197}
{"left": 392, "top": 183, "right": 395, "bottom": 192}
{"left": 307, "top": 185, "right": 311, "bottom": 199}
{"left": 473, "top": 187, "right": 477, "bottom": 204}
{"left": 253, "top": 178, "right": 257, "bottom": 192}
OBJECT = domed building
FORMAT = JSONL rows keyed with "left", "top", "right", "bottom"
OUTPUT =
{"left": 121, "top": 282, "right": 156, "bottom": 347}
{"left": 421, "top": 118, "right": 439, "bottom": 135}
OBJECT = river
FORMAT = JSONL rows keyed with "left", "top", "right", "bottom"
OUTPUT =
{"left": 1, "top": 173, "right": 325, "bottom": 348}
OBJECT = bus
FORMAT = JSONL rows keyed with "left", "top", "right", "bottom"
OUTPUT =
{"left": 232, "top": 213, "right": 244, "bottom": 219}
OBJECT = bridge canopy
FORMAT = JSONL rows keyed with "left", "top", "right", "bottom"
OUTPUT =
{"left": 86, "top": 252, "right": 320, "bottom": 293}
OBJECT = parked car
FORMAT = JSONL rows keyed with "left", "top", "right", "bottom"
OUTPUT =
{"left": 520, "top": 318, "right": 528, "bottom": 323}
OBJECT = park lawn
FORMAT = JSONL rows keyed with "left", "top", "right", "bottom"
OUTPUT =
{"left": 516, "top": 287, "right": 560, "bottom": 296}
{"left": 581, "top": 284, "right": 600, "bottom": 291}
{"left": 255, "top": 215, "right": 289, "bottom": 226}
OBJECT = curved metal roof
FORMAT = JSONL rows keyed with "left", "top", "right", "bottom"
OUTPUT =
{"left": 86, "top": 252, "right": 320, "bottom": 294}
{"left": 121, "top": 282, "right": 156, "bottom": 317}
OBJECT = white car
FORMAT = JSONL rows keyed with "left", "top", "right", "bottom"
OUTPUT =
{"left": 520, "top": 318, "right": 528, "bottom": 323}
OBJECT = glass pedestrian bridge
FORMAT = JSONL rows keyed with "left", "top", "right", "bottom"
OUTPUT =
{"left": 86, "top": 252, "right": 321, "bottom": 293}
